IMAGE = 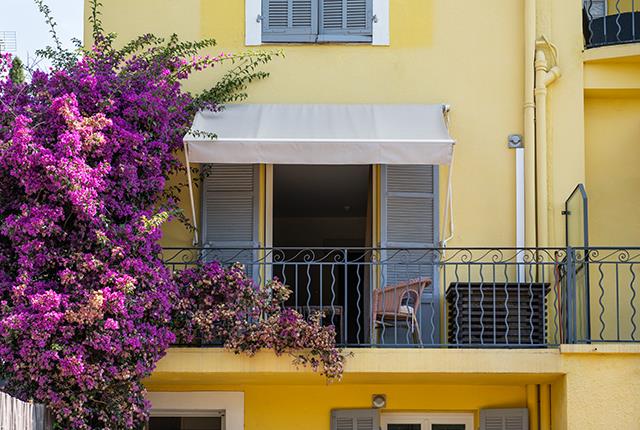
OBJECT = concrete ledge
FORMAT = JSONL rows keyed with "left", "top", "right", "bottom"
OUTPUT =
{"left": 156, "top": 348, "right": 562, "bottom": 374}
{"left": 560, "top": 343, "right": 640, "bottom": 355}
{"left": 584, "top": 44, "right": 640, "bottom": 63}
{"left": 145, "top": 348, "right": 564, "bottom": 388}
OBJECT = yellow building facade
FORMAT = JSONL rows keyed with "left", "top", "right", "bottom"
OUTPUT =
{"left": 88, "top": 1, "right": 640, "bottom": 429}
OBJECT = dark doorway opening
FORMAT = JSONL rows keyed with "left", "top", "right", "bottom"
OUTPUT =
{"left": 273, "top": 165, "right": 373, "bottom": 345}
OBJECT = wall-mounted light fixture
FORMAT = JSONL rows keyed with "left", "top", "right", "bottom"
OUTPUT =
{"left": 372, "top": 394, "right": 386, "bottom": 409}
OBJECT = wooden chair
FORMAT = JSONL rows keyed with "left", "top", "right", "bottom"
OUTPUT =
{"left": 372, "top": 277, "right": 431, "bottom": 345}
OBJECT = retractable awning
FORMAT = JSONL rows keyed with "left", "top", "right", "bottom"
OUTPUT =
{"left": 184, "top": 104, "right": 455, "bottom": 165}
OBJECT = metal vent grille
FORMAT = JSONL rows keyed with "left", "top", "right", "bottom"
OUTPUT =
{"left": 0, "top": 31, "right": 17, "bottom": 52}
{"left": 446, "top": 283, "right": 549, "bottom": 346}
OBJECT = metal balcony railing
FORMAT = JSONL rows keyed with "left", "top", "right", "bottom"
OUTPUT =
{"left": 583, "top": 1, "right": 640, "bottom": 48}
{"left": 162, "top": 246, "right": 640, "bottom": 348}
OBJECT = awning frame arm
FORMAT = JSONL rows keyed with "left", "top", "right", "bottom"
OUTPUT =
{"left": 183, "top": 141, "right": 199, "bottom": 246}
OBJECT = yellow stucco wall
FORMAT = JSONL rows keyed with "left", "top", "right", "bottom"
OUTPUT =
{"left": 560, "top": 348, "right": 640, "bottom": 429}
{"left": 90, "top": 0, "right": 530, "bottom": 249}
{"left": 585, "top": 95, "right": 640, "bottom": 245}
{"left": 145, "top": 347, "right": 640, "bottom": 430}
{"left": 86, "top": 0, "right": 590, "bottom": 249}
{"left": 84, "top": 1, "right": 640, "bottom": 429}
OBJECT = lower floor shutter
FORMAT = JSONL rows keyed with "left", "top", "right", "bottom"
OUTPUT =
{"left": 331, "top": 409, "right": 379, "bottom": 430}
{"left": 480, "top": 409, "right": 529, "bottom": 430}
{"left": 201, "top": 164, "right": 259, "bottom": 275}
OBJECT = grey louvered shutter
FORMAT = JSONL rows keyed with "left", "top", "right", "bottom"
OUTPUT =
{"left": 381, "top": 165, "right": 438, "bottom": 282}
{"left": 480, "top": 409, "right": 529, "bottom": 430}
{"left": 262, "top": 0, "right": 318, "bottom": 42}
{"left": 330, "top": 409, "right": 379, "bottom": 430}
{"left": 380, "top": 165, "right": 439, "bottom": 343}
{"left": 319, "top": 0, "right": 372, "bottom": 42}
{"left": 201, "top": 164, "right": 259, "bottom": 274}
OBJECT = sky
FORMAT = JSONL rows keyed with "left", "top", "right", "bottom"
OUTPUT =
{"left": 0, "top": 0, "right": 84, "bottom": 69}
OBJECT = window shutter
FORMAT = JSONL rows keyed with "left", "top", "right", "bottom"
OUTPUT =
{"left": 262, "top": 0, "right": 318, "bottom": 42}
{"left": 330, "top": 409, "right": 379, "bottom": 430}
{"left": 381, "top": 165, "right": 438, "bottom": 283}
{"left": 480, "top": 409, "right": 529, "bottom": 430}
{"left": 201, "top": 164, "right": 259, "bottom": 273}
{"left": 380, "top": 165, "right": 439, "bottom": 343}
{"left": 319, "top": 0, "right": 372, "bottom": 42}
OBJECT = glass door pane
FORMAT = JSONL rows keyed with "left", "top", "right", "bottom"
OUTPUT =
{"left": 432, "top": 425, "right": 465, "bottom": 430}
{"left": 388, "top": 425, "right": 421, "bottom": 430}
{"left": 148, "top": 417, "right": 223, "bottom": 430}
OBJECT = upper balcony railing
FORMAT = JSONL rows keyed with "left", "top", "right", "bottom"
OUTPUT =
{"left": 162, "top": 246, "right": 640, "bottom": 349}
{"left": 583, "top": 1, "right": 640, "bottom": 48}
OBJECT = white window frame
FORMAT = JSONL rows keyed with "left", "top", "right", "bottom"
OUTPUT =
{"left": 148, "top": 410, "right": 225, "bottom": 430}
{"left": 147, "top": 392, "right": 244, "bottom": 430}
{"left": 245, "top": 0, "right": 389, "bottom": 46}
{"left": 381, "top": 412, "right": 474, "bottom": 430}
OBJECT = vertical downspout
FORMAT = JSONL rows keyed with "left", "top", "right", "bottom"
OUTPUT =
{"left": 526, "top": 384, "right": 540, "bottom": 430}
{"left": 540, "top": 384, "right": 551, "bottom": 430}
{"left": 534, "top": 48, "right": 561, "bottom": 249}
{"left": 524, "top": 0, "right": 537, "bottom": 249}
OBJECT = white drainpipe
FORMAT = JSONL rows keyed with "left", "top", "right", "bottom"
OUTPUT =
{"left": 509, "top": 134, "right": 525, "bottom": 281}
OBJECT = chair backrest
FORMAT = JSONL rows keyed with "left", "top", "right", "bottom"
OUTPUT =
{"left": 372, "top": 277, "right": 431, "bottom": 315}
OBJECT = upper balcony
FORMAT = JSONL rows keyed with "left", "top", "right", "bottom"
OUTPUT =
{"left": 162, "top": 246, "right": 640, "bottom": 349}
{"left": 583, "top": 1, "right": 640, "bottom": 48}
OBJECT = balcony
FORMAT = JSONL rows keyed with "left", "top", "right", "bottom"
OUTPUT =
{"left": 583, "top": 2, "right": 640, "bottom": 48}
{"left": 162, "top": 246, "right": 640, "bottom": 348}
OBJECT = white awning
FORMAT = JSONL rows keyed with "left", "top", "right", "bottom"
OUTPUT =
{"left": 184, "top": 104, "right": 455, "bottom": 165}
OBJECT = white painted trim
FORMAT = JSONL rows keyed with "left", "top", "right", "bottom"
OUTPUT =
{"left": 516, "top": 147, "right": 525, "bottom": 281}
{"left": 183, "top": 141, "right": 198, "bottom": 246}
{"left": 147, "top": 392, "right": 244, "bottom": 430}
{"left": 245, "top": 0, "right": 262, "bottom": 46}
{"left": 263, "top": 164, "right": 273, "bottom": 283}
{"left": 381, "top": 412, "right": 474, "bottom": 430}
{"left": 265, "top": 164, "right": 273, "bottom": 249}
{"left": 372, "top": 0, "right": 390, "bottom": 45}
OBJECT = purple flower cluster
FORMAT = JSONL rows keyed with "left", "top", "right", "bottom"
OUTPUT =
{"left": 0, "top": 39, "right": 210, "bottom": 429}
{"left": 173, "top": 262, "right": 346, "bottom": 380}
{"left": 0, "top": 19, "right": 322, "bottom": 428}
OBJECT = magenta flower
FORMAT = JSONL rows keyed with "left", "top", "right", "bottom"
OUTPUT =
{"left": 0, "top": 7, "right": 279, "bottom": 429}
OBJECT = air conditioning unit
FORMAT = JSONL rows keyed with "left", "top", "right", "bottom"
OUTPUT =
{"left": 446, "top": 282, "right": 550, "bottom": 346}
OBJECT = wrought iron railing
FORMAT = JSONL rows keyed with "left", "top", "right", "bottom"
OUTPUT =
{"left": 161, "top": 246, "right": 640, "bottom": 348}
{"left": 583, "top": 1, "right": 640, "bottom": 48}
{"left": 572, "top": 247, "right": 640, "bottom": 343}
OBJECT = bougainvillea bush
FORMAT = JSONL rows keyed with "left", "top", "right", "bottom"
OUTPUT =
{"left": 0, "top": 7, "right": 276, "bottom": 429}
{"left": 172, "top": 262, "right": 345, "bottom": 379}
{"left": 0, "top": 3, "right": 344, "bottom": 429}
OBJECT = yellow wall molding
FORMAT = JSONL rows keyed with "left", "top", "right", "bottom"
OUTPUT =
{"left": 560, "top": 344, "right": 640, "bottom": 355}
{"left": 584, "top": 44, "right": 640, "bottom": 63}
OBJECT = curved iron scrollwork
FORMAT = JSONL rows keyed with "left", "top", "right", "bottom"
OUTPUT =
{"left": 161, "top": 246, "right": 640, "bottom": 347}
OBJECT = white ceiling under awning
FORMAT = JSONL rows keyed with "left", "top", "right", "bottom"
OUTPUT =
{"left": 184, "top": 104, "right": 455, "bottom": 165}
